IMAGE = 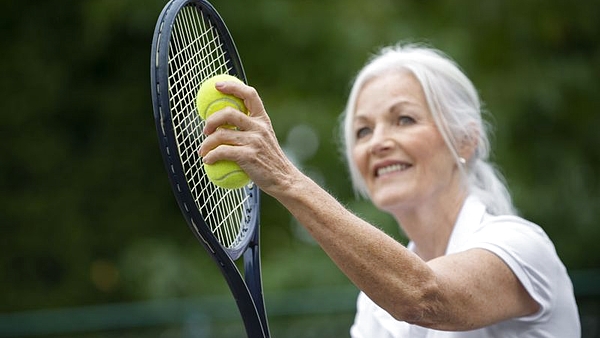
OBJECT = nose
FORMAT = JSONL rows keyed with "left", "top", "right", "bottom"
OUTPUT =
{"left": 369, "top": 125, "right": 394, "bottom": 155}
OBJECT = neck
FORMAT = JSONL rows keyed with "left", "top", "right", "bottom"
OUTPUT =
{"left": 393, "top": 191, "right": 468, "bottom": 261}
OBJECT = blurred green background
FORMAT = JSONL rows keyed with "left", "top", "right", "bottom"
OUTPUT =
{"left": 1, "top": 0, "right": 599, "bottom": 336}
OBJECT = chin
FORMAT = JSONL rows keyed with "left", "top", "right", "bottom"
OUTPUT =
{"left": 370, "top": 189, "right": 411, "bottom": 212}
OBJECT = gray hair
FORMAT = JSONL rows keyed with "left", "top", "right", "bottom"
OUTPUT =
{"left": 341, "top": 43, "right": 516, "bottom": 216}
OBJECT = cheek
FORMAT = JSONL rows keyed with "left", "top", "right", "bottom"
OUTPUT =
{"left": 421, "top": 141, "right": 455, "bottom": 175}
{"left": 351, "top": 145, "right": 369, "bottom": 176}
{"left": 410, "top": 131, "right": 453, "bottom": 169}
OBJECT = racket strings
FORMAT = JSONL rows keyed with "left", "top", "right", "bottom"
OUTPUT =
{"left": 168, "top": 5, "right": 253, "bottom": 251}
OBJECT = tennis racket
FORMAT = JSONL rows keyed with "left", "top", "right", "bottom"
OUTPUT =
{"left": 150, "top": 0, "right": 269, "bottom": 337}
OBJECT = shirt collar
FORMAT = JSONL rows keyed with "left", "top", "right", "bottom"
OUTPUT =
{"left": 445, "top": 195, "right": 487, "bottom": 254}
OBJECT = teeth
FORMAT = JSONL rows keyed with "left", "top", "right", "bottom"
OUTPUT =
{"left": 377, "top": 164, "right": 408, "bottom": 176}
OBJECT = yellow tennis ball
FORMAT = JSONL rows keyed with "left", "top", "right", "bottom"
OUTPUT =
{"left": 196, "top": 74, "right": 248, "bottom": 120}
{"left": 204, "top": 160, "right": 250, "bottom": 189}
{"left": 196, "top": 74, "right": 250, "bottom": 189}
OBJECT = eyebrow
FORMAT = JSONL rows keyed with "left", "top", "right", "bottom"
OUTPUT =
{"left": 354, "top": 100, "right": 416, "bottom": 122}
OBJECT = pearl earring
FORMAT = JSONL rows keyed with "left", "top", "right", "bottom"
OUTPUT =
{"left": 459, "top": 157, "right": 466, "bottom": 164}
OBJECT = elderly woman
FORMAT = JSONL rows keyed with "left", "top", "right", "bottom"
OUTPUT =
{"left": 199, "top": 44, "right": 580, "bottom": 337}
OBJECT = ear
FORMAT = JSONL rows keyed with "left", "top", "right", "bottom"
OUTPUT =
{"left": 458, "top": 123, "right": 479, "bottom": 163}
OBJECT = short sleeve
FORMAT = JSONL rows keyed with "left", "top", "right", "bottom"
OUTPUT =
{"left": 460, "top": 217, "right": 562, "bottom": 322}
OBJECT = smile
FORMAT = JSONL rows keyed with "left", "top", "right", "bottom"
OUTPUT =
{"left": 376, "top": 163, "right": 410, "bottom": 177}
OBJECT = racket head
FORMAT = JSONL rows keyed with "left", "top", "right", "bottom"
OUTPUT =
{"left": 150, "top": 0, "right": 259, "bottom": 261}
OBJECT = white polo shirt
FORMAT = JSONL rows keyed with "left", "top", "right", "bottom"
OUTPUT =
{"left": 350, "top": 196, "right": 580, "bottom": 337}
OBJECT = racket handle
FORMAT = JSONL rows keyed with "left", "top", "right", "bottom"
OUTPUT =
{"left": 244, "top": 225, "right": 270, "bottom": 337}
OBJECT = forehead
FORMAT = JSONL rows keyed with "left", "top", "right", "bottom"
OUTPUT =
{"left": 354, "top": 71, "right": 426, "bottom": 118}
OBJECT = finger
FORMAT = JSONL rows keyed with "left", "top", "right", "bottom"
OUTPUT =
{"left": 202, "top": 106, "right": 251, "bottom": 135}
{"left": 199, "top": 126, "right": 243, "bottom": 159}
{"left": 201, "top": 143, "right": 241, "bottom": 165}
{"left": 215, "top": 81, "right": 266, "bottom": 118}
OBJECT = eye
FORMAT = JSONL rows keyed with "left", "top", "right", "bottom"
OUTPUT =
{"left": 398, "top": 115, "right": 416, "bottom": 126}
{"left": 355, "top": 126, "right": 372, "bottom": 139}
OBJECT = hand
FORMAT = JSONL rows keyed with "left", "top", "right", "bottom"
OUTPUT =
{"left": 198, "top": 80, "right": 299, "bottom": 196}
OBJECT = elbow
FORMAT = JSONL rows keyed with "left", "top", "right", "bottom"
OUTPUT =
{"left": 388, "top": 279, "right": 447, "bottom": 327}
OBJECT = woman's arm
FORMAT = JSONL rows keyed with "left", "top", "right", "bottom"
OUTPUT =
{"left": 199, "top": 80, "right": 539, "bottom": 330}
{"left": 269, "top": 173, "right": 539, "bottom": 330}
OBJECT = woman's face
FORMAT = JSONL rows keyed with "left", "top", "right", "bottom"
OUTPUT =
{"left": 351, "top": 71, "right": 461, "bottom": 213}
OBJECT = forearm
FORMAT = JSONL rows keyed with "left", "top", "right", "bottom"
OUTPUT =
{"left": 268, "top": 170, "right": 440, "bottom": 322}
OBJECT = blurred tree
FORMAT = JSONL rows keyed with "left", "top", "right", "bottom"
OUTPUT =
{"left": 0, "top": 0, "right": 598, "bottom": 316}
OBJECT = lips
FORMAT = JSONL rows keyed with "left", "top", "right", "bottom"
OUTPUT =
{"left": 375, "top": 162, "right": 411, "bottom": 177}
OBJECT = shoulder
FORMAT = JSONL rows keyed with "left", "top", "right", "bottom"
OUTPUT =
{"left": 451, "top": 197, "right": 562, "bottom": 280}
{"left": 463, "top": 213, "right": 562, "bottom": 282}
{"left": 467, "top": 214, "right": 556, "bottom": 260}
{"left": 448, "top": 197, "right": 553, "bottom": 259}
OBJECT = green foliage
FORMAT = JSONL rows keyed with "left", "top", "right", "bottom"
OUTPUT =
{"left": 1, "top": 0, "right": 598, "bottom": 318}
